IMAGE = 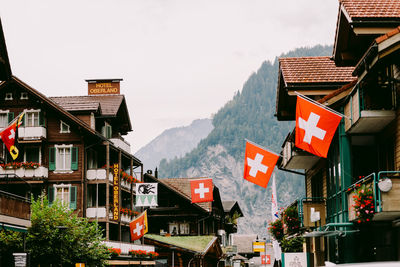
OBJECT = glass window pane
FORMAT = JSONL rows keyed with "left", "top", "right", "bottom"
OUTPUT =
{"left": 26, "top": 147, "right": 39, "bottom": 162}
{"left": 0, "top": 114, "right": 7, "bottom": 128}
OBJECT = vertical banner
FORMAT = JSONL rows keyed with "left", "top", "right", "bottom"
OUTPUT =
{"left": 135, "top": 183, "right": 158, "bottom": 207}
{"left": 112, "top": 163, "right": 119, "bottom": 221}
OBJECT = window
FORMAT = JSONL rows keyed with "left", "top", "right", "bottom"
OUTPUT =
{"left": 25, "top": 146, "right": 40, "bottom": 163}
{"left": 20, "top": 92, "right": 28, "bottom": 100}
{"left": 5, "top": 93, "right": 12, "bottom": 100}
{"left": 60, "top": 121, "right": 70, "bottom": 133}
{"left": 48, "top": 184, "right": 77, "bottom": 210}
{"left": 179, "top": 223, "right": 190, "bottom": 235}
{"left": 49, "top": 145, "right": 78, "bottom": 172}
{"left": 87, "top": 149, "right": 97, "bottom": 169}
{"left": 25, "top": 110, "right": 40, "bottom": 127}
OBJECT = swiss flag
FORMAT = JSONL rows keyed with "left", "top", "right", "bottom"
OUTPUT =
{"left": 243, "top": 141, "right": 279, "bottom": 188}
{"left": 129, "top": 210, "right": 148, "bottom": 241}
{"left": 295, "top": 95, "right": 342, "bottom": 158}
{"left": 0, "top": 113, "right": 24, "bottom": 160}
{"left": 261, "top": 255, "right": 271, "bottom": 265}
{"left": 190, "top": 178, "right": 213, "bottom": 203}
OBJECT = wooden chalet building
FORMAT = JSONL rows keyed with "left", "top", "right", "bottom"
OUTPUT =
{"left": 276, "top": 0, "right": 400, "bottom": 265}
{"left": 143, "top": 173, "right": 244, "bottom": 267}
{"left": 0, "top": 17, "right": 154, "bottom": 264}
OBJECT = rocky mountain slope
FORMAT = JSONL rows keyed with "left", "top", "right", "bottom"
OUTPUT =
{"left": 135, "top": 118, "right": 213, "bottom": 172}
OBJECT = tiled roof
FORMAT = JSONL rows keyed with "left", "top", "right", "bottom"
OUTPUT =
{"left": 340, "top": 0, "right": 400, "bottom": 20}
{"left": 160, "top": 177, "right": 213, "bottom": 213}
{"left": 279, "top": 57, "right": 355, "bottom": 85}
{"left": 318, "top": 79, "right": 357, "bottom": 104}
{"left": 50, "top": 95, "right": 124, "bottom": 116}
{"left": 376, "top": 25, "right": 400, "bottom": 43}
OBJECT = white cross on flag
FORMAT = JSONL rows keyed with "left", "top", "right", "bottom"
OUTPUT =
{"left": 295, "top": 95, "right": 342, "bottom": 158}
{"left": 190, "top": 178, "right": 213, "bottom": 203}
{"left": 243, "top": 141, "right": 279, "bottom": 188}
{"left": 129, "top": 210, "right": 148, "bottom": 241}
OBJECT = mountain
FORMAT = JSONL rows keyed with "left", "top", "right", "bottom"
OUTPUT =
{"left": 158, "top": 45, "right": 333, "bottom": 236}
{"left": 135, "top": 118, "right": 213, "bottom": 172}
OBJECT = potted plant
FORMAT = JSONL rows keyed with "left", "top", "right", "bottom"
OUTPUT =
{"left": 108, "top": 248, "right": 121, "bottom": 257}
{"left": 352, "top": 184, "right": 375, "bottom": 223}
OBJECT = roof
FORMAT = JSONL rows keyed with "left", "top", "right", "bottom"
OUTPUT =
{"left": 376, "top": 25, "right": 400, "bottom": 44}
{"left": 279, "top": 57, "right": 354, "bottom": 86}
{"left": 50, "top": 95, "right": 124, "bottom": 116}
{"left": 340, "top": 0, "right": 400, "bottom": 20}
{"left": 160, "top": 177, "right": 213, "bottom": 213}
{"left": 145, "top": 234, "right": 217, "bottom": 253}
{"left": 230, "top": 234, "right": 257, "bottom": 253}
{"left": 0, "top": 18, "right": 12, "bottom": 81}
{"left": 222, "top": 201, "right": 236, "bottom": 212}
{"left": 318, "top": 79, "right": 357, "bottom": 105}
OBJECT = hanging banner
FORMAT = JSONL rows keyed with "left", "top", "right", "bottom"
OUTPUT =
{"left": 135, "top": 183, "right": 158, "bottom": 207}
{"left": 112, "top": 163, "right": 119, "bottom": 221}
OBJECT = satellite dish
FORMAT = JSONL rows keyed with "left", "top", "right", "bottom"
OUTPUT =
{"left": 378, "top": 178, "right": 392, "bottom": 193}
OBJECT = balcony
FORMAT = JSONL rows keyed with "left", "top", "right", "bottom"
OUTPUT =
{"left": 0, "top": 190, "right": 31, "bottom": 228}
{"left": 86, "top": 207, "right": 138, "bottom": 224}
{"left": 110, "top": 137, "right": 131, "bottom": 154}
{"left": 0, "top": 166, "right": 48, "bottom": 179}
{"left": 87, "top": 168, "right": 113, "bottom": 181}
{"left": 347, "top": 171, "right": 400, "bottom": 222}
{"left": 281, "top": 135, "right": 319, "bottom": 170}
{"left": 86, "top": 207, "right": 107, "bottom": 219}
{"left": 344, "top": 87, "right": 396, "bottom": 134}
{"left": 18, "top": 126, "right": 47, "bottom": 140}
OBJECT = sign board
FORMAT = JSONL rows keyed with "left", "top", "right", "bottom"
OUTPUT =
{"left": 75, "top": 264, "right": 85, "bottom": 267}
{"left": 88, "top": 82, "right": 120, "bottom": 95}
{"left": 283, "top": 252, "right": 308, "bottom": 267}
{"left": 303, "top": 201, "right": 325, "bottom": 227}
{"left": 13, "top": 253, "right": 28, "bottom": 267}
{"left": 261, "top": 255, "right": 271, "bottom": 265}
{"left": 253, "top": 241, "right": 265, "bottom": 252}
{"left": 112, "top": 163, "right": 120, "bottom": 221}
{"left": 136, "top": 183, "right": 158, "bottom": 207}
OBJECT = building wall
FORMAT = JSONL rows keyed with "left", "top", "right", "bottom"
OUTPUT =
{"left": 394, "top": 64, "right": 400, "bottom": 170}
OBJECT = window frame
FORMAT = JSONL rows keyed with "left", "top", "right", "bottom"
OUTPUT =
{"left": 54, "top": 144, "right": 73, "bottom": 173}
{"left": 60, "top": 120, "right": 70, "bottom": 133}
{"left": 24, "top": 109, "right": 41, "bottom": 127}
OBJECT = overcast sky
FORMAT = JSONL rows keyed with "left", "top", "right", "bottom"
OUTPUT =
{"left": 0, "top": 0, "right": 338, "bottom": 153}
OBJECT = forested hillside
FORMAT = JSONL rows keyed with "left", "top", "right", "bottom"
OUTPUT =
{"left": 159, "top": 45, "right": 333, "bottom": 235}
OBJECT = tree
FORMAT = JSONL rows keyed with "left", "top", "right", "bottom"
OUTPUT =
{"left": 0, "top": 229, "right": 24, "bottom": 265}
{"left": 27, "top": 195, "right": 110, "bottom": 266}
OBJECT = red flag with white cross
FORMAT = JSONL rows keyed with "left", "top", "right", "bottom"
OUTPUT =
{"left": 243, "top": 141, "right": 280, "bottom": 188}
{"left": 129, "top": 210, "right": 148, "bottom": 241}
{"left": 190, "top": 178, "right": 213, "bottom": 203}
{"left": 295, "top": 95, "right": 342, "bottom": 158}
{"left": 0, "top": 112, "right": 24, "bottom": 160}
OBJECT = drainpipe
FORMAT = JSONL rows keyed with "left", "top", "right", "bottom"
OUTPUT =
{"left": 105, "top": 141, "right": 110, "bottom": 240}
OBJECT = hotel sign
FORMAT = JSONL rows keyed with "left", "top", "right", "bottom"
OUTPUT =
{"left": 88, "top": 82, "right": 120, "bottom": 95}
{"left": 253, "top": 241, "right": 265, "bottom": 252}
{"left": 113, "top": 163, "right": 120, "bottom": 221}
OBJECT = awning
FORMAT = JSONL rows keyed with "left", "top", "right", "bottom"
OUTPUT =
{"left": 106, "top": 260, "right": 155, "bottom": 265}
{"left": 0, "top": 222, "right": 28, "bottom": 233}
{"left": 303, "top": 222, "right": 358, "bottom": 238}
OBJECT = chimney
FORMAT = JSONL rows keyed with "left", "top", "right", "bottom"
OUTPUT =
{"left": 155, "top": 167, "right": 158, "bottom": 178}
{"left": 86, "top": 78, "right": 123, "bottom": 95}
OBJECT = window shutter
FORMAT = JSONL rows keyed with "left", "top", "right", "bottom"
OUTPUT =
{"left": 71, "top": 147, "right": 78, "bottom": 170}
{"left": 48, "top": 186, "right": 54, "bottom": 205}
{"left": 7, "top": 112, "right": 14, "bottom": 123}
{"left": 107, "top": 126, "right": 112, "bottom": 139}
{"left": 69, "top": 186, "right": 77, "bottom": 210}
{"left": 49, "top": 147, "right": 56, "bottom": 171}
{"left": 39, "top": 111, "right": 45, "bottom": 127}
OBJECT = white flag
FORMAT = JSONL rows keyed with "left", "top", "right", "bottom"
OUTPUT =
{"left": 271, "top": 174, "right": 282, "bottom": 261}
{"left": 135, "top": 183, "right": 158, "bottom": 207}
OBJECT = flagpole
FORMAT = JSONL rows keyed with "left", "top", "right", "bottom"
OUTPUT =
{"left": 244, "top": 139, "right": 281, "bottom": 157}
{"left": 294, "top": 92, "right": 351, "bottom": 119}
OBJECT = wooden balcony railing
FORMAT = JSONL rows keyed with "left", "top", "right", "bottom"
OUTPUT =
{"left": 0, "top": 190, "right": 31, "bottom": 220}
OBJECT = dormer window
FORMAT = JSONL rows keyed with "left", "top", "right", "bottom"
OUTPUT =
{"left": 20, "top": 92, "right": 28, "bottom": 100}
{"left": 5, "top": 93, "right": 13, "bottom": 100}
{"left": 60, "top": 121, "right": 70, "bottom": 133}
